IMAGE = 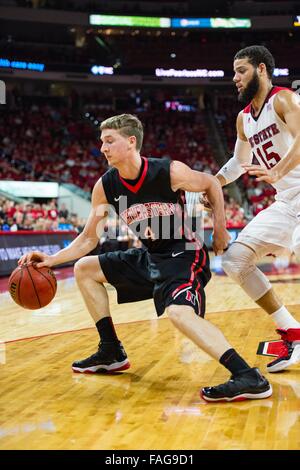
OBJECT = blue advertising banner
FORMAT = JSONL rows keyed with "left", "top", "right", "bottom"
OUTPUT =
{"left": 0, "top": 228, "right": 244, "bottom": 276}
{"left": 0, "top": 231, "right": 77, "bottom": 276}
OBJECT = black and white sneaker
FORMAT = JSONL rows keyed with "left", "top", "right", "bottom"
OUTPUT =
{"left": 201, "top": 368, "right": 272, "bottom": 402}
{"left": 72, "top": 341, "right": 130, "bottom": 373}
{"left": 267, "top": 328, "right": 300, "bottom": 373}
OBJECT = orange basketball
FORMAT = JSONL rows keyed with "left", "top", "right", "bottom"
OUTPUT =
{"left": 8, "top": 263, "right": 57, "bottom": 310}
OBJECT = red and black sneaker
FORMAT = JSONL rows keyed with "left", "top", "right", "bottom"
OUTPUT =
{"left": 201, "top": 368, "right": 272, "bottom": 402}
{"left": 267, "top": 328, "right": 300, "bottom": 373}
{"left": 72, "top": 341, "right": 130, "bottom": 373}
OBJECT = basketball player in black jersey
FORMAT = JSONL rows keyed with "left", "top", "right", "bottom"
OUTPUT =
{"left": 19, "top": 114, "right": 272, "bottom": 402}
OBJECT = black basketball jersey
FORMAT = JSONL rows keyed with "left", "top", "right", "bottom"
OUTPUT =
{"left": 101, "top": 157, "right": 200, "bottom": 253}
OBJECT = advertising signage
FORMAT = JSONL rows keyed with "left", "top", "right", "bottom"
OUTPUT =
{"left": 89, "top": 15, "right": 251, "bottom": 29}
{"left": 90, "top": 15, "right": 171, "bottom": 28}
{"left": 172, "top": 17, "right": 251, "bottom": 29}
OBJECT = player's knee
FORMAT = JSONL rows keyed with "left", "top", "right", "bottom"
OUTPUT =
{"left": 74, "top": 256, "right": 107, "bottom": 283}
{"left": 74, "top": 257, "right": 102, "bottom": 280}
{"left": 167, "top": 305, "right": 184, "bottom": 324}
{"left": 222, "top": 251, "right": 245, "bottom": 282}
{"left": 74, "top": 257, "right": 90, "bottom": 280}
{"left": 221, "top": 244, "right": 255, "bottom": 285}
{"left": 167, "top": 304, "right": 194, "bottom": 326}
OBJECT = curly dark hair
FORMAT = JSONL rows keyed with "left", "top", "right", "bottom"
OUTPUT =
{"left": 234, "top": 45, "right": 275, "bottom": 79}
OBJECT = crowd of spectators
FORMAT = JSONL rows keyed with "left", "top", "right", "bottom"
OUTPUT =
{"left": 0, "top": 91, "right": 267, "bottom": 235}
{"left": 242, "top": 173, "right": 276, "bottom": 216}
{"left": 203, "top": 191, "right": 247, "bottom": 229}
{"left": 0, "top": 103, "right": 104, "bottom": 193}
{"left": 1, "top": 98, "right": 217, "bottom": 191}
{"left": 0, "top": 191, "right": 247, "bottom": 235}
{"left": 1, "top": 23, "right": 297, "bottom": 73}
{"left": 0, "top": 197, "right": 85, "bottom": 232}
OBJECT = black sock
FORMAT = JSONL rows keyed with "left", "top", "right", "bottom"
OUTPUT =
{"left": 96, "top": 317, "right": 119, "bottom": 344}
{"left": 219, "top": 348, "right": 251, "bottom": 376}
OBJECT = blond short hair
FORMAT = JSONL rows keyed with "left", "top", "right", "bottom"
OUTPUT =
{"left": 100, "top": 114, "right": 144, "bottom": 151}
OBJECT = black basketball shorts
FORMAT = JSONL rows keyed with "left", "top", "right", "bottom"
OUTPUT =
{"left": 98, "top": 244, "right": 211, "bottom": 317}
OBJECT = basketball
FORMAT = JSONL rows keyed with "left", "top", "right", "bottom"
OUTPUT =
{"left": 8, "top": 264, "right": 57, "bottom": 310}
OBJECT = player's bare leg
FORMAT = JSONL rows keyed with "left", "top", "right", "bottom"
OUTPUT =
{"left": 74, "top": 255, "right": 110, "bottom": 323}
{"left": 167, "top": 305, "right": 272, "bottom": 402}
{"left": 256, "top": 288, "right": 284, "bottom": 314}
{"left": 72, "top": 256, "right": 130, "bottom": 373}
{"left": 222, "top": 242, "right": 300, "bottom": 372}
{"left": 167, "top": 304, "right": 231, "bottom": 359}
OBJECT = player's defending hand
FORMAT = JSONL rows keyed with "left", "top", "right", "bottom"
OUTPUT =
{"left": 212, "top": 228, "right": 231, "bottom": 256}
{"left": 199, "top": 192, "right": 212, "bottom": 212}
{"left": 18, "top": 251, "right": 54, "bottom": 269}
{"left": 241, "top": 163, "right": 280, "bottom": 184}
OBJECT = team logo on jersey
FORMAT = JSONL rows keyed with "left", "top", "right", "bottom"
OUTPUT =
{"left": 186, "top": 290, "right": 198, "bottom": 306}
{"left": 172, "top": 251, "right": 184, "bottom": 257}
{"left": 248, "top": 123, "right": 280, "bottom": 148}
{"left": 121, "top": 202, "right": 176, "bottom": 225}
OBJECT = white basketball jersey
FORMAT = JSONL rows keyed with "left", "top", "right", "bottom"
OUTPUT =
{"left": 242, "top": 86, "right": 300, "bottom": 200}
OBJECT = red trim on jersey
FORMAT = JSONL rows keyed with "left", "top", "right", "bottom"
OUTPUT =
{"left": 243, "top": 86, "right": 291, "bottom": 114}
{"left": 118, "top": 157, "right": 148, "bottom": 193}
{"left": 268, "top": 86, "right": 291, "bottom": 100}
{"left": 195, "top": 248, "right": 207, "bottom": 294}
{"left": 171, "top": 243, "right": 206, "bottom": 299}
{"left": 171, "top": 249, "right": 200, "bottom": 298}
{"left": 243, "top": 103, "right": 251, "bottom": 114}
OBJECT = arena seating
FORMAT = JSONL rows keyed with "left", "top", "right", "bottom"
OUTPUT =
{"left": 1, "top": 29, "right": 297, "bottom": 71}
{"left": 0, "top": 196, "right": 85, "bottom": 232}
{"left": 1, "top": 101, "right": 216, "bottom": 189}
{"left": 0, "top": 94, "right": 257, "bottom": 230}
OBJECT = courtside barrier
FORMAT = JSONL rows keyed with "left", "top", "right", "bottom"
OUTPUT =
{"left": 0, "top": 226, "right": 245, "bottom": 276}
{"left": 0, "top": 230, "right": 77, "bottom": 276}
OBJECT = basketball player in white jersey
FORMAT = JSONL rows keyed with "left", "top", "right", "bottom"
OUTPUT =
{"left": 216, "top": 45, "right": 300, "bottom": 372}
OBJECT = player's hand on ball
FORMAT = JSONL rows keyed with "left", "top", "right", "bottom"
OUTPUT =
{"left": 9, "top": 263, "right": 57, "bottom": 309}
{"left": 18, "top": 251, "right": 54, "bottom": 269}
{"left": 212, "top": 229, "right": 231, "bottom": 256}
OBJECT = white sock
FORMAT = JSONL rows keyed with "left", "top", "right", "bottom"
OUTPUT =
{"left": 270, "top": 306, "right": 300, "bottom": 330}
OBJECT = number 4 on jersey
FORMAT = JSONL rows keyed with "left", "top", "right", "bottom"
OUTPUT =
{"left": 144, "top": 226, "right": 156, "bottom": 240}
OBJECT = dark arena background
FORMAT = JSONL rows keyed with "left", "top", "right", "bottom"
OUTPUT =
{"left": 1, "top": 0, "right": 300, "bottom": 453}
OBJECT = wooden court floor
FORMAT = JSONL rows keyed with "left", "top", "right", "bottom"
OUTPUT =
{"left": 0, "top": 267, "right": 300, "bottom": 450}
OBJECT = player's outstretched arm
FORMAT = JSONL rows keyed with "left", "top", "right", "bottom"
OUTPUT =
{"left": 243, "top": 90, "right": 300, "bottom": 183}
{"left": 216, "top": 111, "right": 252, "bottom": 186}
{"left": 170, "top": 160, "right": 230, "bottom": 254}
{"left": 18, "top": 179, "right": 109, "bottom": 268}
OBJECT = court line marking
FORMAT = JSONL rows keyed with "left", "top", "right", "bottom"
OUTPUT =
{"left": 3, "top": 317, "right": 168, "bottom": 345}
{"left": 3, "top": 302, "right": 282, "bottom": 345}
